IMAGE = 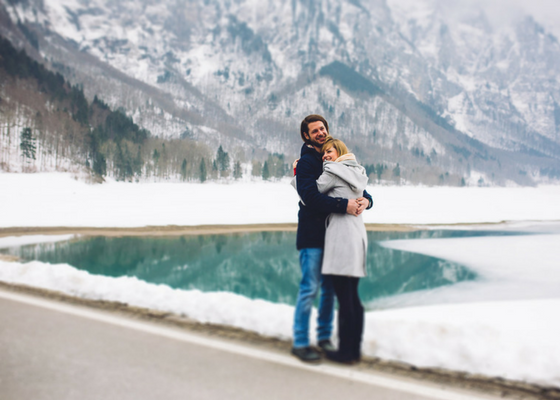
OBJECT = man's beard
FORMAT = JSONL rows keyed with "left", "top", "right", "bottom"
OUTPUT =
{"left": 308, "top": 136, "right": 326, "bottom": 149}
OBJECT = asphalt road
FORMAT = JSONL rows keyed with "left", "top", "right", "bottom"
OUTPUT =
{"left": 0, "top": 289, "right": 499, "bottom": 400}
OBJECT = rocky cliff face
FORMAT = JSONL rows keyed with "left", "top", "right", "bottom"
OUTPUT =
{"left": 1, "top": 0, "right": 559, "bottom": 185}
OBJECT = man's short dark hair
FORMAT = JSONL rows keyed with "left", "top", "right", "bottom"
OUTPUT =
{"left": 300, "top": 114, "right": 329, "bottom": 144}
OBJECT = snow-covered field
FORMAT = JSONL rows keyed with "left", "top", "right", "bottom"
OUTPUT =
{"left": 3, "top": 173, "right": 560, "bottom": 226}
{"left": 2, "top": 173, "right": 560, "bottom": 387}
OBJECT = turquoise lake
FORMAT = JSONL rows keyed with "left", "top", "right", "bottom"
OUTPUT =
{"left": 4, "top": 229, "right": 527, "bottom": 307}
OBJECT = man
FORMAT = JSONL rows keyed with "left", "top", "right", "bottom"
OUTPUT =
{"left": 292, "top": 114, "right": 373, "bottom": 362}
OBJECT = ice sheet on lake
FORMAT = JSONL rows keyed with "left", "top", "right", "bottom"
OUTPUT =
{"left": 376, "top": 234, "right": 560, "bottom": 307}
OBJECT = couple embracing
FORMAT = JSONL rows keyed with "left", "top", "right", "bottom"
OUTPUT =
{"left": 291, "top": 114, "right": 373, "bottom": 364}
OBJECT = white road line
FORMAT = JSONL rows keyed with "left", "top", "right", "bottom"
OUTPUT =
{"left": 0, "top": 289, "right": 496, "bottom": 400}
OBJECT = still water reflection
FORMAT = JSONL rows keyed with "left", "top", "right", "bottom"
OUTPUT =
{"left": 6, "top": 230, "right": 519, "bottom": 306}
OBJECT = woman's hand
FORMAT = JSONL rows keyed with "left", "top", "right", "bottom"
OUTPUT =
{"left": 356, "top": 197, "right": 367, "bottom": 214}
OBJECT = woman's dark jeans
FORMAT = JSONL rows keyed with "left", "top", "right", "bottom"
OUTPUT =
{"left": 330, "top": 275, "right": 364, "bottom": 360}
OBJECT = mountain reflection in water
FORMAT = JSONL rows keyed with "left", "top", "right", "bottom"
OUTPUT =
{"left": 9, "top": 230, "right": 512, "bottom": 306}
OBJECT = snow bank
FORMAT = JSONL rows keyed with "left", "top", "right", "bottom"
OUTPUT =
{"left": 1, "top": 259, "right": 558, "bottom": 387}
{"left": 0, "top": 259, "right": 295, "bottom": 339}
{"left": 364, "top": 299, "right": 560, "bottom": 387}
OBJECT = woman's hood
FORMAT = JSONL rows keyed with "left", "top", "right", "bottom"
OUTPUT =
{"left": 323, "top": 158, "right": 368, "bottom": 191}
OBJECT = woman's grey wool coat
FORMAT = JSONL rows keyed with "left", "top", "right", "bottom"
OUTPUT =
{"left": 317, "top": 158, "right": 369, "bottom": 277}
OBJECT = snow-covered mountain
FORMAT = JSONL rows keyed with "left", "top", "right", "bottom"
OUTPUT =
{"left": 1, "top": 0, "right": 560, "bottom": 185}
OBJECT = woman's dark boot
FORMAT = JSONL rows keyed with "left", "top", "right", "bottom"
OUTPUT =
{"left": 325, "top": 349, "right": 357, "bottom": 365}
{"left": 327, "top": 314, "right": 356, "bottom": 364}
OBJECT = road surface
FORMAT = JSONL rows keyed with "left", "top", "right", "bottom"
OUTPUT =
{"left": 0, "top": 289, "right": 501, "bottom": 400}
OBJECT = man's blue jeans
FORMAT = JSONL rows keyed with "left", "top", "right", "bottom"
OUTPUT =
{"left": 293, "top": 248, "right": 335, "bottom": 348}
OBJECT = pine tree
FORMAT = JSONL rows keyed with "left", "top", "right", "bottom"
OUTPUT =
{"left": 20, "top": 127, "right": 36, "bottom": 162}
{"left": 152, "top": 149, "right": 160, "bottom": 177}
{"left": 393, "top": 163, "right": 400, "bottom": 177}
{"left": 115, "top": 142, "right": 133, "bottom": 181}
{"left": 211, "top": 159, "right": 218, "bottom": 179}
{"left": 70, "top": 85, "right": 89, "bottom": 125}
{"left": 375, "top": 163, "right": 385, "bottom": 181}
{"left": 181, "top": 158, "right": 187, "bottom": 181}
{"left": 216, "top": 145, "right": 230, "bottom": 174}
{"left": 160, "top": 143, "right": 167, "bottom": 179}
{"left": 93, "top": 152, "right": 107, "bottom": 177}
{"left": 262, "top": 161, "right": 270, "bottom": 180}
{"left": 233, "top": 161, "right": 242, "bottom": 179}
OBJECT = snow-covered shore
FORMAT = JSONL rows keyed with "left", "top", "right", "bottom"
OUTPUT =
{"left": 2, "top": 173, "right": 560, "bottom": 387}
{"left": 3, "top": 172, "right": 560, "bottom": 227}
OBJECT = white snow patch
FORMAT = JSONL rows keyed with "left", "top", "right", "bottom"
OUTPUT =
{"left": 0, "top": 235, "right": 76, "bottom": 250}
{"left": 364, "top": 299, "right": 560, "bottom": 387}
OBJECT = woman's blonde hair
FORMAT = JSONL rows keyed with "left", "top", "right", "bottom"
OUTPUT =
{"left": 322, "top": 136, "right": 349, "bottom": 158}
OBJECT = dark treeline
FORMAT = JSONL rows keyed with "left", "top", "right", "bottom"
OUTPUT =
{"left": 0, "top": 36, "right": 67, "bottom": 99}
{"left": 0, "top": 36, "right": 241, "bottom": 182}
{"left": 364, "top": 163, "right": 388, "bottom": 182}
{"left": 1, "top": 36, "right": 151, "bottom": 179}
{"left": 252, "top": 153, "right": 291, "bottom": 180}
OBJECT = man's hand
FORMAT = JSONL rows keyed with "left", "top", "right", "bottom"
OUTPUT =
{"left": 356, "top": 197, "right": 368, "bottom": 214}
{"left": 346, "top": 199, "right": 360, "bottom": 216}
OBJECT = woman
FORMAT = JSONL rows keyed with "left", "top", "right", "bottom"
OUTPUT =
{"left": 316, "top": 136, "right": 369, "bottom": 364}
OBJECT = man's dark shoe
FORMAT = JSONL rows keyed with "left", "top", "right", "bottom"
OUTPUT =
{"left": 317, "top": 339, "right": 336, "bottom": 353}
{"left": 291, "top": 346, "right": 322, "bottom": 363}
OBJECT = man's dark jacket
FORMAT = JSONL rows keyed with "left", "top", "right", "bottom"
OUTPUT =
{"left": 296, "top": 143, "right": 373, "bottom": 250}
